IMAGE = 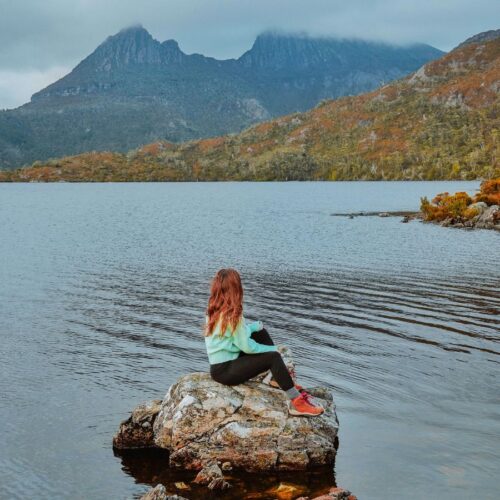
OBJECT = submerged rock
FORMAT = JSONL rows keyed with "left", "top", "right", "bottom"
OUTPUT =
{"left": 268, "top": 482, "right": 308, "bottom": 499}
{"left": 326, "top": 486, "right": 357, "bottom": 499}
{"left": 114, "top": 347, "right": 339, "bottom": 472}
{"left": 193, "top": 462, "right": 231, "bottom": 490}
{"left": 140, "top": 484, "right": 188, "bottom": 500}
{"left": 297, "top": 487, "right": 357, "bottom": 500}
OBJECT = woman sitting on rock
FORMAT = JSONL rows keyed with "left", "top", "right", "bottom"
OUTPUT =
{"left": 204, "top": 268, "right": 323, "bottom": 417}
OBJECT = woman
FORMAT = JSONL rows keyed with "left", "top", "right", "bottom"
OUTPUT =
{"left": 204, "top": 268, "right": 323, "bottom": 417}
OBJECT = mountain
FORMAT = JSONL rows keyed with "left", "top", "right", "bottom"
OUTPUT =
{"left": 455, "top": 29, "right": 500, "bottom": 49}
{"left": 0, "top": 25, "right": 443, "bottom": 170}
{"left": 3, "top": 29, "right": 497, "bottom": 183}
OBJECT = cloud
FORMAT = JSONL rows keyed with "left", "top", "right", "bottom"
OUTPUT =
{"left": 0, "top": 66, "right": 70, "bottom": 110}
{"left": 0, "top": 0, "right": 498, "bottom": 108}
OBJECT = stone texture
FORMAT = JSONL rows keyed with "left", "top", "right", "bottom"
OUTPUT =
{"left": 469, "top": 201, "right": 488, "bottom": 213}
{"left": 434, "top": 205, "right": 500, "bottom": 231}
{"left": 296, "top": 487, "right": 357, "bottom": 500}
{"left": 327, "top": 486, "right": 357, "bottom": 499}
{"left": 152, "top": 372, "right": 338, "bottom": 471}
{"left": 474, "top": 205, "right": 500, "bottom": 229}
{"left": 113, "top": 399, "right": 162, "bottom": 449}
{"left": 193, "top": 462, "right": 231, "bottom": 490}
{"left": 267, "top": 482, "right": 308, "bottom": 499}
{"left": 140, "top": 484, "right": 188, "bottom": 500}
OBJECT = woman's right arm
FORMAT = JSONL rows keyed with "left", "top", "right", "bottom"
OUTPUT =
{"left": 232, "top": 319, "right": 277, "bottom": 355}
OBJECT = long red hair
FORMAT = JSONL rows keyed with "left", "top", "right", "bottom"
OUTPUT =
{"left": 205, "top": 268, "right": 243, "bottom": 337}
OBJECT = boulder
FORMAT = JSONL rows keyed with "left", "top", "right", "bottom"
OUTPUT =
{"left": 152, "top": 372, "right": 338, "bottom": 471}
{"left": 475, "top": 204, "right": 500, "bottom": 229}
{"left": 114, "top": 347, "right": 339, "bottom": 473}
{"left": 268, "top": 482, "right": 308, "bottom": 499}
{"left": 469, "top": 201, "right": 488, "bottom": 213}
{"left": 297, "top": 487, "right": 357, "bottom": 500}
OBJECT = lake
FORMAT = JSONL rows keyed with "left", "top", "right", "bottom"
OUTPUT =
{"left": 0, "top": 181, "right": 498, "bottom": 499}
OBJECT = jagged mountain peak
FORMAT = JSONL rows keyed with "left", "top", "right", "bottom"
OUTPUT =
{"left": 162, "top": 39, "right": 181, "bottom": 50}
{"left": 65, "top": 26, "right": 189, "bottom": 74}
{"left": 161, "top": 39, "right": 186, "bottom": 64}
{"left": 239, "top": 30, "right": 444, "bottom": 70}
{"left": 92, "top": 24, "right": 161, "bottom": 68}
{"left": 238, "top": 31, "right": 341, "bottom": 69}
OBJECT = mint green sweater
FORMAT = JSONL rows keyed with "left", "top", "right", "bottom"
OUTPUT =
{"left": 205, "top": 316, "right": 278, "bottom": 364}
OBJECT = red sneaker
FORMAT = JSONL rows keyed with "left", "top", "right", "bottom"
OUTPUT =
{"left": 289, "top": 392, "right": 324, "bottom": 417}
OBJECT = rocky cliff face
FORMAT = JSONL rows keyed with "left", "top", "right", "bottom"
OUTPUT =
{"left": 238, "top": 32, "right": 440, "bottom": 72}
{"left": 0, "top": 26, "right": 443, "bottom": 169}
{"left": 31, "top": 25, "right": 189, "bottom": 100}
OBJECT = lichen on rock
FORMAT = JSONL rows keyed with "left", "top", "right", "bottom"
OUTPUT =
{"left": 139, "top": 484, "right": 189, "bottom": 500}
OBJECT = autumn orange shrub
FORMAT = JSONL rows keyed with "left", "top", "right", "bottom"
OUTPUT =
{"left": 474, "top": 178, "right": 500, "bottom": 205}
{"left": 421, "top": 178, "right": 500, "bottom": 222}
{"left": 420, "top": 191, "right": 472, "bottom": 221}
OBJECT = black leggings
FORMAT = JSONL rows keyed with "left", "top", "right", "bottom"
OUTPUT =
{"left": 210, "top": 328, "right": 295, "bottom": 391}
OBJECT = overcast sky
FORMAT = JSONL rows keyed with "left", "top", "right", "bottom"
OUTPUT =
{"left": 0, "top": 0, "right": 498, "bottom": 109}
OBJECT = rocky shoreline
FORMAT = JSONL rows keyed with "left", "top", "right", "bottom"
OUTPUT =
{"left": 331, "top": 205, "right": 500, "bottom": 231}
{"left": 424, "top": 203, "right": 500, "bottom": 231}
{"left": 330, "top": 210, "right": 420, "bottom": 219}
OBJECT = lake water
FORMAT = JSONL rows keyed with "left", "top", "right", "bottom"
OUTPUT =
{"left": 0, "top": 181, "right": 498, "bottom": 500}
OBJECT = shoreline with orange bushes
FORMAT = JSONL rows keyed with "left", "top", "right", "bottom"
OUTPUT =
{"left": 419, "top": 179, "right": 500, "bottom": 231}
{"left": 330, "top": 179, "right": 500, "bottom": 231}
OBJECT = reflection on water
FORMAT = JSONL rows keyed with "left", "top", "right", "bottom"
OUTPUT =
{"left": 115, "top": 448, "right": 336, "bottom": 499}
{"left": 0, "top": 181, "right": 499, "bottom": 499}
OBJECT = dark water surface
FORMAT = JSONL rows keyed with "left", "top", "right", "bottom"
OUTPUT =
{"left": 0, "top": 181, "right": 498, "bottom": 500}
